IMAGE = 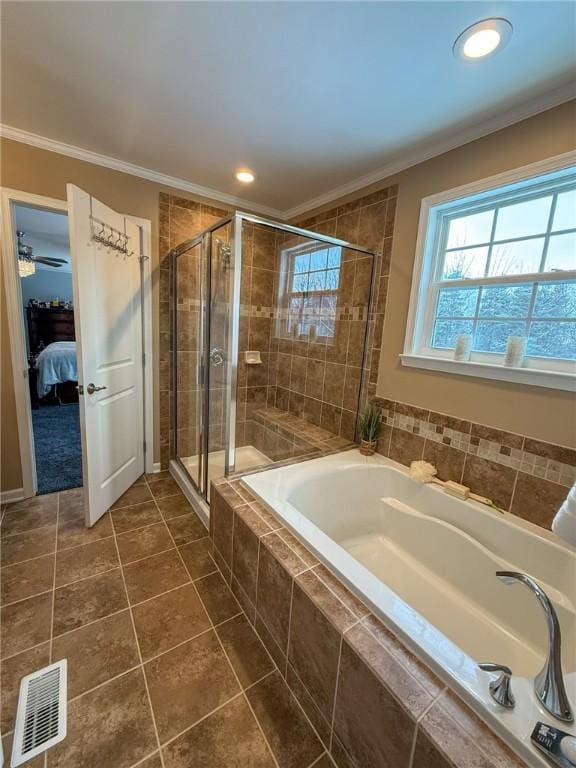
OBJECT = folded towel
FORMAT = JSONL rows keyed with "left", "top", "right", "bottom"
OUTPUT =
{"left": 552, "top": 483, "right": 576, "bottom": 547}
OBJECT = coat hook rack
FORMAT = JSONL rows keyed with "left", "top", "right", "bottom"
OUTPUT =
{"left": 89, "top": 215, "right": 133, "bottom": 257}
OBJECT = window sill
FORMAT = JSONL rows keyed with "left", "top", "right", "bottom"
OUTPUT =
{"left": 399, "top": 354, "right": 576, "bottom": 392}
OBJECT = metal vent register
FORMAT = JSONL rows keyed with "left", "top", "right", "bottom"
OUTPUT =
{"left": 11, "top": 660, "right": 67, "bottom": 767}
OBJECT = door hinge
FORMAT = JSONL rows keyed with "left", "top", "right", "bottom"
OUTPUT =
{"left": 142, "top": 352, "right": 146, "bottom": 367}
{"left": 143, "top": 440, "right": 147, "bottom": 454}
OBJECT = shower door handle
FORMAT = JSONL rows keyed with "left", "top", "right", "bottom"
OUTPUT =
{"left": 210, "top": 348, "right": 226, "bottom": 367}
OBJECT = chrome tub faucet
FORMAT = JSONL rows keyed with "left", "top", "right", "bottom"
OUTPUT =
{"left": 497, "top": 571, "right": 574, "bottom": 723}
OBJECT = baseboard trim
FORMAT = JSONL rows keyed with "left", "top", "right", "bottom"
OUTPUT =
{"left": 1, "top": 487, "right": 26, "bottom": 504}
{"left": 152, "top": 462, "right": 162, "bottom": 473}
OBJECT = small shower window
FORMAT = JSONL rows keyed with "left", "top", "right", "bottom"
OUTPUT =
{"left": 278, "top": 243, "right": 341, "bottom": 340}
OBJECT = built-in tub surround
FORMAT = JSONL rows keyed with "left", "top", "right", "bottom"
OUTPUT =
{"left": 373, "top": 397, "right": 576, "bottom": 532}
{"left": 208, "top": 457, "right": 575, "bottom": 768}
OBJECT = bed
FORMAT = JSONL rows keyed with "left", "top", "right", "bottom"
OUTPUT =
{"left": 35, "top": 341, "right": 78, "bottom": 399}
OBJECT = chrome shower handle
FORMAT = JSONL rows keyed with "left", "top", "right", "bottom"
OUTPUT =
{"left": 479, "top": 663, "right": 515, "bottom": 709}
{"left": 210, "top": 348, "right": 225, "bottom": 367}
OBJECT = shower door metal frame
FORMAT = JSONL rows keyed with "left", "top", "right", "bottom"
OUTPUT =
{"left": 171, "top": 211, "right": 378, "bottom": 505}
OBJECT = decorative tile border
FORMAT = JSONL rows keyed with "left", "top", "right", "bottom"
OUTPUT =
{"left": 379, "top": 400, "right": 576, "bottom": 488}
{"left": 209, "top": 476, "right": 525, "bottom": 768}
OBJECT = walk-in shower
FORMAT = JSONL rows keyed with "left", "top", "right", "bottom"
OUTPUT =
{"left": 169, "top": 212, "right": 376, "bottom": 514}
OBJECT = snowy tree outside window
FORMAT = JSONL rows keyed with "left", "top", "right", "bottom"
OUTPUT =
{"left": 404, "top": 161, "right": 576, "bottom": 388}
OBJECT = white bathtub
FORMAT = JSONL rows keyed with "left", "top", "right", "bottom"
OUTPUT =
{"left": 242, "top": 449, "right": 576, "bottom": 768}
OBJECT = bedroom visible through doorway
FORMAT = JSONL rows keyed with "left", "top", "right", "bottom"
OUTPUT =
{"left": 14, "top": 204, "right": 82, "bottom": 494}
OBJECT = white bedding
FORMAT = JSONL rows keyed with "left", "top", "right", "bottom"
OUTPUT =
{"left": 36, "top": 341, "right": 78, "bottom": 397}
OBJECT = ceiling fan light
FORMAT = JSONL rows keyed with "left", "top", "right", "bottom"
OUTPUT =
{"left": 19, "top": 259, "right": 36, "bottom": 278}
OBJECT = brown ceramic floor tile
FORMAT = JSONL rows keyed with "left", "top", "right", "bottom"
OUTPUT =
{"left": 1, "top": 553, "right": 55, "bottom": 604}
{"left": 123, "top": 549, "right": 189, "bottom": 604}
{"left": 216, "top": 614, "right": 274, "bottom": 688}
{"left": 47, "top": 668, "right": 157, "bottom": 768}
{"left": 52, "top": 610, "right": 139, "bottom": 699}
{"left": 55, "top": 537, "right": 119, "bottom": 587}
{"left": 116, "top": 522, "right": 173, "bottom": 564}
{"left": 145, "top": 630, "right": 239, "bottom": 743}
{"left": 178, "top": 538, "right": 217, "bottom": 580}
{"left": 132, "top": 583, "right": 211, "bottom": 660}
{"left": 162, "top": 695, "right": 275, "bottom": 768}
{"left": 246, "top": 671, "right": 324, "bottom": 768}
{"left": 195, "top": 571, "right": 242, "bottom": 625}
{"left": 57, "top": 512, "right": 113, "bottom": 551}
{"left": 148, "top": 476, "right": 181, "bottom": 499}
{"left": 155, "top": 492, "right": 193, "bottom": 520}
{"left": 1, "top": 502, "right": 57, "bottom": 538}
{"left": 137, "top": 754, "right": 163, "bottom": 768}
{"left": 4, "top": 493, "right": 58, "bottom": 515}
{"left": 52, "top": 568, "right": 128, "bottom": 636}
{"left": 3, "top": 732, "right": 44, "bottom": 768}
{"left": 58, "top": 488, "right": 85, "bottom": 519}
{"left": 165, "top": 512, "right": 207, "bottom": 544}
{"left": 111, "top": 500, "right": 162, "bottom": 534}
{"left": 1, "top": 592, "right": 52, "bottom": 658}
{"left": 1, "top": 642, "right": 50, "bottom": 732}
{"left": 111, "top": 484, "right": 153, "bottom": 510}
{"left": 0, "top": 524, "right": 55, "bottom": 566}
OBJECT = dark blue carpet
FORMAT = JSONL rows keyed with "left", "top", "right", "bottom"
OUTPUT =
{"left": 32, "top": 403, "right": 83, "bottom": 494}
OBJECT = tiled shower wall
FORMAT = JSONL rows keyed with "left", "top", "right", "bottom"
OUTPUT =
{"left": 159, "top": 187, "right": 397, "bottom": 468}
{"left": 374, "top": 397, "right": 575, "bottom": 530}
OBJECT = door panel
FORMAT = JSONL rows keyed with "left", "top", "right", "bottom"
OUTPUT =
{"left": 67, "top": 185, "right": 144, "bottom": 525}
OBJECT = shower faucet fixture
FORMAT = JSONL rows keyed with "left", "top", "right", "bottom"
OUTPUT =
{"left": 496, "top": 571, "right": 573, "bottom": 723}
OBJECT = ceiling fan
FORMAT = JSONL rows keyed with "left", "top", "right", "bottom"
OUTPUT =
{"left": 17, "top": 230, "right": 67, "bottom": 268}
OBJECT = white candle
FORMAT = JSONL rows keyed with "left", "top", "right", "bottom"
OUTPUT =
{"left": 454, "top": 334, "right": 472, "bottom": 362}
{"left": 504, "top": 336, "right": 526, "bottom": 367}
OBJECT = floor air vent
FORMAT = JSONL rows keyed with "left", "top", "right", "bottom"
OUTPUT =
{"left": 11, "top": 660, "right": 67, "bottom": 767}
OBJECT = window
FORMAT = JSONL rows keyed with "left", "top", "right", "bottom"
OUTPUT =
{"left": 403, "top": 158, "right": 576, "bottom": 390}
{"left": 278, "top": 243, "right": 341, "bottom": 339}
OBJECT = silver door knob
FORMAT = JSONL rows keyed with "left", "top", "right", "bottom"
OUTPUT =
{"left": 479, "top": 663, "right": 515, "bottom": 708}
{"left": 86, "top": 383, "right": 107, "bottom": 395}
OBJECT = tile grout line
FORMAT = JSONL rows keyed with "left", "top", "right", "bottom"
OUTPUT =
{"left": 114, "top": 475, "right": 169, "bottom": 768}
{"left": 328, "top": 634, "right": 344, "bottom": 754}
{"left": 48, "top": 493, "right": 59, "bottom": 667}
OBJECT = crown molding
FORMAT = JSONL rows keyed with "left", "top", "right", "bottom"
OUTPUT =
{"left": 0, "top": 124, "right": 285, "bottom": 219}
{"left": 283, "top": 82, "right": 576, "bottom": 220}
{"left": 2, "top": 82, "right": 573, "bottom": 223}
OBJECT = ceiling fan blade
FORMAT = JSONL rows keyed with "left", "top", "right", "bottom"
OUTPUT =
{"left": 33, "top": 257, "right": 66, "bottom": 267}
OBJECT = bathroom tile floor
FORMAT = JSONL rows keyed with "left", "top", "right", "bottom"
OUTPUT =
{"left": 1, "top": 474, "right": 330, "bottom": 768}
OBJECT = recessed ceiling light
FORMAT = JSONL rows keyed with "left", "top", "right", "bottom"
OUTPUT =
{"left": 454, "top": 18, "right": 513, "bottom": 60}
{"left": 236, "top": 170, "right": 255, "bottom": 183}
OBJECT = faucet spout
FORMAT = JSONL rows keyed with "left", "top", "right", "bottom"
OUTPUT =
{"left": 496, "top": 571, "right": 573, "bottom": 723}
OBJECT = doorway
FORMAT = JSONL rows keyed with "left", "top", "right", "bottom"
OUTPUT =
{"left": 14, "top": 204, "right": 82, "bottom": 494}
{"left": 1, "top": 187, "right": 154, "bottom": 522}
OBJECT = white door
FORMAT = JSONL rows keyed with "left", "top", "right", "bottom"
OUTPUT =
{"left": 67, "top": 185, "right": 144, "bottom": 526}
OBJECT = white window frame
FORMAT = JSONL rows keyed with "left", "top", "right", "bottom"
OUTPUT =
{"left": 275, "top": 241, "right": 342, "bottom": 341}
{"left": 401, "top": 151, "right": 576, "bottom": 392}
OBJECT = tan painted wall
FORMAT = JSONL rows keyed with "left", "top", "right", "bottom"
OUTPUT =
{"left": 2, "top": 102, "right": 575, "bottom": 491}
{"left": 0, "top": 137, "right": 231, "bottom": 492}
{"left": 307, "top": 101, "right": 576, "bottom": 448}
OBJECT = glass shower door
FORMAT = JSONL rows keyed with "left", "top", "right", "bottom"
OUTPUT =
{"left": 175, "top": 238, "right": 205, "bottom": 493}
{"left": 204, "top": 221, "right": 235, "bottom": 499}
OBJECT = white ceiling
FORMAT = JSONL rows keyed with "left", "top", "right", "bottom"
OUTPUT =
{"left": 14, "top": 205, "right": 70, "bottom": 272}
{"left": 2, "top": 1, "right": 575, "bottom": 216}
